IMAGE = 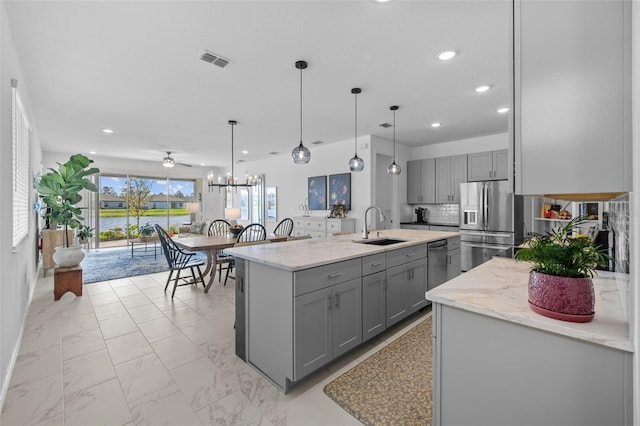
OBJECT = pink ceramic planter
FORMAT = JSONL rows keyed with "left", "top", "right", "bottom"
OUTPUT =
{"left": 527, "top": 271, "right": 595, "bottom": 323}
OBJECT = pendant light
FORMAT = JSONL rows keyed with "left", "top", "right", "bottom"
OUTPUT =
{"left": 348, "top": 88, "right": 364, "bottom": 172}
{"left": 291, "top": 60, "right": 311, "bottom": 164}
{"left": 387, "top": 105, "right": 401, "bottom": 175}
{"left": 207, "top": 120, "right": 260, "bottom": 192}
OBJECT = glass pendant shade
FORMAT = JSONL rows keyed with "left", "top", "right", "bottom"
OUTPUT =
{"left": 349, "top": 154, "right": 364, "bottom": 172}
{"left": 292, "top": 60, "right": 311, "bottom": 164}
{"left": 292, "top": 141, "right": 311, "bottom": 164}
{"left": 387, "top": 160, "right": 401, "bottom": 175}
{"left": 349, "top": 87, "right": 364, "bottom": 172}
{"left": 387, "top": 105, "right": 401, "bottom": 175}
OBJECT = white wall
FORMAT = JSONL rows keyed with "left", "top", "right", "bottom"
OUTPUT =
{"left": 235, "top": 136, "right": 377, "bottom": 233}
{"left": 631, "top": 0, "right": 639, "bottom": 420}
{"left": 0, "top": 1, "right": 44, "bottom": 406}
{"left": 411, "top": 132, "right": 508, "bottom": 159}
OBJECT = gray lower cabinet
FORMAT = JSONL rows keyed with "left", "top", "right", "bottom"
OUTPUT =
{"left": 432, "top": 303, "right": 633, "bottom": 425}
{"left": 293, "top": 286, "right": 333, "bottom": 379}
{"left": 386, "top": 244, "right": 428, "bottom": 328}
{"left": 235, "top": 259, "right": 246, "bottom": 361}
{"left": 294, "top": 277, "right": 362, "bottom": 380}
{"left": 362, "top": 271, "right": 386, "bottom": 342}
{"left": 446, "top": 247, "right": 460, "bottom": 281}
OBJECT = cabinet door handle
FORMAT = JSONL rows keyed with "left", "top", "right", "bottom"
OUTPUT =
{"left": 328, "top": 295, "right": 332, "bottom": 310}
{"left": 335, "top": 293, "right": 340, "bottom": 308}
{"left": 238, "top": 277, "right": 244, "bottom": 292}
{"left": 328, "top": 272, "right": 342, "bottom": 279}
{"left": 371, "top": 261, "right": 383, "bottom": 267}
{"left": 406, "top": 253, "right": 416, "bottom": 258}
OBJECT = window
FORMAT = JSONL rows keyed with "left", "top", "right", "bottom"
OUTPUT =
{"left": 12, "top": 79, "right": 30, "bottom": 248}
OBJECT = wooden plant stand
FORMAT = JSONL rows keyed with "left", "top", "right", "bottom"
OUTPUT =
{"left": 54, "top": 266, "right": 83, "bottom": 300}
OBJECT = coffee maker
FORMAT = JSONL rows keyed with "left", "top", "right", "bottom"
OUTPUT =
{"left": 415, "top": 207, "right": 426, "bottom": 224}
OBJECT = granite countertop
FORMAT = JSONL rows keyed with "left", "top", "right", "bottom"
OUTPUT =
{"left": 426, "top": 257, "right": 632, "bottom": 352}
{"left": 225, "top": 229, "right": 459, "bottom": 272}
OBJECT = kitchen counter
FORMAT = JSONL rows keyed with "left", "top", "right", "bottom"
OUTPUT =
{"left": 426, "top": 256, "right": 631, "bottom": 351}
{"left": 226, "top": 228, "right": 459, "bottom": 271}
{"left": 426, "top": 256, "right": 632, "bottom": 425}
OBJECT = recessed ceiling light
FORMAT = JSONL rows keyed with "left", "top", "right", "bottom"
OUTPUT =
{"left": 269, "top": 152, "right": 279, "bottom": 155}
{"left": 376, "top": 0, "right": 392, "bottom": 3}
{"left": 475, "top": 85, "right": 492, "bottom": 93}
{"left": 430, "top": 122, "right": 442, "bottom": 128}
{"left": 102, "top": 128, "right": 114, "bottom": 134}
{"left": 200, "top": 163, "right": 205, "bottom": 166}
{"left": 497, "top": 107, "right": 510, "bottom": 114}
{"left": 241, "top": 150, "right": 248, "bottom": 155}
{"left": 437, "top": 51, "right": 457, "bottom": 61}
{"left": 89, "top": 151, "right": 96, "bottom": 155}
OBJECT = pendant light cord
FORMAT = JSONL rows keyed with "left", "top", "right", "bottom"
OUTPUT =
{"left": 354, "top": 91, "right": 358, "bottom": 154}
{"left": 230, "top": 123, "right": 234, "bottom": 183}
{"left": 299, "top": 67, "right": 303, "bottom": 145}
{"left": 392, "top": 109, "right": 396, "bottom": 160}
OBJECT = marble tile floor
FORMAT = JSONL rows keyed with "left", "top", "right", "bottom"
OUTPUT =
{"left": 1, "top": 270, "right": 430, "bottom": 426}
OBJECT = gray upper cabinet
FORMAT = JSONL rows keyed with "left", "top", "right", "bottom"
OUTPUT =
{"left": 407, "top": 159, "right": 436, "bottom": 204}
{"left": 514, "top": 0, "right": 631, "bottom": 195}
{"left": 435, "top": 155, "right": 467, "bottom": 203}
{"left": 468, "top": 150, "right": 508, "bottom": 181}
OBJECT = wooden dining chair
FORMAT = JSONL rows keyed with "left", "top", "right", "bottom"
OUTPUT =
{"left": 155, "top": 224, "right": 205, "bottom": 298}
{"left": 206, "top": 219, "right": 234, "bottom": 285}
{"left": 236, "top": 223, "right": 267, "bottom": 243}
{"left": 274, "top": 217, "right": 294, "bottom": 236}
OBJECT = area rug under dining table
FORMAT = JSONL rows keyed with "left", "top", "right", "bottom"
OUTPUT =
{"left": 80, "top": 246, "right": 207, "bottom": 284}
{"left": 323, "top": 316, "right": 433, "bottom": 426}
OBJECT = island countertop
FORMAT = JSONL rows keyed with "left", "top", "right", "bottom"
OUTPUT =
{"left": 225, "top": 228, "right": 458, "bottom": 271}
{"left": 426, "top": 257, "right": 632, "bottom": 352}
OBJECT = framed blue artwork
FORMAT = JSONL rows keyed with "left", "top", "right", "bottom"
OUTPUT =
{"left": 329, "top": 173, "right": 351, "bottom": 210}
{"left": 308, "top": 176, "right": 327, "bottom": 210}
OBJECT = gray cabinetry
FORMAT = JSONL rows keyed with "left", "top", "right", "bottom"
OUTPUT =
{"left": 331, "top": 278, "right": 362, "bottom": 358}
{"left": 385, "top": 244, "right": 428, "bottom": 327}
{"left": 294, "top": 286, "right": 333, "bottom": 379}
{"left": 514, "top": 0, "right": 631, "bottom": 195}
{"left": 432, "top": 303, "right": 633, "bottom": 425}
{"left": 467, "top": 149, "right": 508, "bottom": 181}
{"left": 293, "top": 258, "right": 362, "bottom": 380}
{"left": 446, "top": 237, "right": 461, "bottom": 281}
{"left": 407, "top": 159, "right": 435, "bottom": 204}
{"left": 362, "top": 271, "right": 386, "bottom": 342}
{"left": 435, "top": 155, "right": 467, "bottom": 203}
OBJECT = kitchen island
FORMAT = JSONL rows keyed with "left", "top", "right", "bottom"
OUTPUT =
{"left": 226, "top": 229, "right": 459, "bottom": 392}
{"left": 426, "top": 257, "right": 632, "bottom": 426}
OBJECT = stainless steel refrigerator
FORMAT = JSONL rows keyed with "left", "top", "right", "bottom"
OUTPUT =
{"left": 459, "top": 180, "right": 523, "bottom": 271}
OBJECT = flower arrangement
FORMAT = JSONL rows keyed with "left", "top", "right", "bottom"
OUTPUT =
{"left": 515, "top": 216, "right": 609, "bottom": 278}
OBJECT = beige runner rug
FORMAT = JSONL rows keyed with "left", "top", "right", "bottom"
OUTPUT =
{"left": 323, "top": 316, "right": 432, "bottom": 426}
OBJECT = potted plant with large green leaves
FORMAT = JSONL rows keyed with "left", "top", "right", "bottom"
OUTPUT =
{"left": 515, "top": 216, "right": 609, "bottom": 323}
{"left": 36, "top": 154, "right": 99, "bottom": 267}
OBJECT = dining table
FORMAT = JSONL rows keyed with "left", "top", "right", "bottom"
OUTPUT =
{"left": 174, "top": 233, "right": 288, "bottom": 292}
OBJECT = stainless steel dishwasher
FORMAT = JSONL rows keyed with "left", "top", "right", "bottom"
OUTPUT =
{"left": 428, "top": 240, "right": 448, "bottom": 291}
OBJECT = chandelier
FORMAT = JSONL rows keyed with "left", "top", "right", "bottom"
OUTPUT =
{"left": 207, "top": 120, "right": 260, "bottom": 192}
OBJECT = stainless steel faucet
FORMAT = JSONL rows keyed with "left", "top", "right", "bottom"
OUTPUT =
{"left": 363, "top": 206, "right": 385, "bottom": 239}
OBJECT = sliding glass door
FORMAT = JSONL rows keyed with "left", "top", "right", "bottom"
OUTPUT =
{"left": 96, "top": 174, "right": 195, "bottom": 248}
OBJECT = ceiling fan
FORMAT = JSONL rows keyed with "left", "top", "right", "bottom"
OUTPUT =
{"left": 162, "top": 151, "right": 192, "bottom": 168}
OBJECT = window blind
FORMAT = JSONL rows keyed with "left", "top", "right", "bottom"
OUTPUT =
{"left": 12, "top": 80, "right": 30, "bottom": 248}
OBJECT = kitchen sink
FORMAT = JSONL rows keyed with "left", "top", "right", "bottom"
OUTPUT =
{"left": 354, "top": 238, "right": 407, "bottom": 246}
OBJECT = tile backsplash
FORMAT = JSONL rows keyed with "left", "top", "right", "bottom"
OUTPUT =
{"left": 607, "top": 194, "right": 629, "bottom": 274}
{"left": 418, "top": 204, "right": 460, "bottom": 225}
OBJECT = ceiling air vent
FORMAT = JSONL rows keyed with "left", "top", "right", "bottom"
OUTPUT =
{"left": 200, "top": 50, "right": 231, "bottom": 69}
{"left": 379, "top": 122, "right": 391, "bottom": 128}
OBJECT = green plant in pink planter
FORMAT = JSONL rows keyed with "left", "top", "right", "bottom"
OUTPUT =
{"left": 515, "top": 216, "right": 609, "bottom": 322}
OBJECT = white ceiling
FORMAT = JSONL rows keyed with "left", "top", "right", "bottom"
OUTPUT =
{"left": 6, "top": 0, "right": 510, "bottom": 169}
